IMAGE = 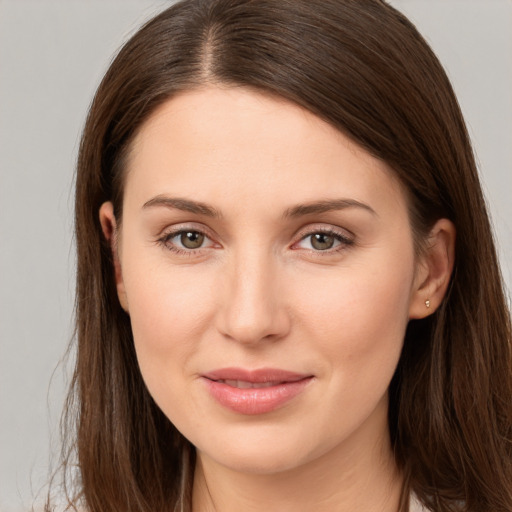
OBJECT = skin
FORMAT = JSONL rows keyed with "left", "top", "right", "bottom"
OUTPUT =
{"left": 100, "top": 86, "right": 455, "bottom": 512}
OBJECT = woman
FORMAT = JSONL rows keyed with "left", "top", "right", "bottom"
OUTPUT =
{"left": 52, "top": 0, "right": 512, "bottom": 511}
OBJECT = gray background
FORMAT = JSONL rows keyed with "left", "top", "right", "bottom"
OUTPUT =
{"left": 0, "top": 1, "right": 510, "bottom": 510}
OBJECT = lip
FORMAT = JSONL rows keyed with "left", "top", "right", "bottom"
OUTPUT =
{"left": 201, "top": 367, "right": 314, "bottom": 415}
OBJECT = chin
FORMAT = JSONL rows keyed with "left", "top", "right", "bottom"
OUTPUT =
{"left": 205, "top": 445, "right": 310, "bottom": 475}
{"left": 192, "top": 422, "right": 336, "bottom": 476}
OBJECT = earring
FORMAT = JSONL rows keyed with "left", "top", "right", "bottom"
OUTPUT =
{"left": 425, "top": 299, "right": 431, "bottom": 308}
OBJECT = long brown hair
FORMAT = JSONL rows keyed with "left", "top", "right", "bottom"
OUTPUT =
{"left": 52, "top": 1, "right": 512, "bottom": 510}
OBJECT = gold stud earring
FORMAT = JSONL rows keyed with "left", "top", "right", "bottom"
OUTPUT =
{"left": 425, "top": 299, "right": 431, "bottom": 308}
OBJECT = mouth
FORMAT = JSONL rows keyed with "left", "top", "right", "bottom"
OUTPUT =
{"left": 214, "top": 379, "right": 291, "bottom": 389}
{"left": 201, "top": 368, "right": 314, "bottom": 415}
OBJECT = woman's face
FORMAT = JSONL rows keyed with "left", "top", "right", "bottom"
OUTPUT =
{"left": 102, "top": 86, "right": 429, "bottom": 474}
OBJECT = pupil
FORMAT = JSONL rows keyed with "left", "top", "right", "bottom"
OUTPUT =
{"left": 311, "top": 233, "right": 334, "bottom": 250}
{"left": 181, "top": 231, "right": 204, "bottom": 249}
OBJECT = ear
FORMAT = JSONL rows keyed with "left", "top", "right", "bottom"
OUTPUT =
{"left": 99, "top": 201, "right": 129, "bottom": 313}
{"left": 409, "top": 218, "right": 456, "bottom": 319}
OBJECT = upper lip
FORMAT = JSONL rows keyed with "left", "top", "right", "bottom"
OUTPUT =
{"left": 202, "top": 367, "right": 312, "bottom": 383}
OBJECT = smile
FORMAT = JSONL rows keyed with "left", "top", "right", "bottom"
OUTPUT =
{"left": 202, "top": 368, "right": 314, "bottom": 415}
{"left": 216, "top": 379, "right": 283, "bottom": 389}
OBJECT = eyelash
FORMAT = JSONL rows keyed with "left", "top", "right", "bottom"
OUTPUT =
{"left": 294, "top": 227, "right": 354, "bottom": 254}
{"left": 156, "top": 226, "right": 354, "bottom": 257}
{"left": 157, "top": 227, "right": 217, "bottom": 257}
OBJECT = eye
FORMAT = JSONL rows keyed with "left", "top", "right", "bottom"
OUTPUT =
{"left": 158, "top": 228, "right": 217, "bottom": 254}
{"left": 307, "top": 232, "right": 339, "bottom": 251}
{"left": 175, "top": 230, "right": 205, "bottom": 249}
{"left": 294, "top": 228, "right": 354, "bottom": 252}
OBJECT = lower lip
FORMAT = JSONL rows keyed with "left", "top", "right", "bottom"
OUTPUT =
{"left": 203, "top": 377, "right": 313, "bottom": 415}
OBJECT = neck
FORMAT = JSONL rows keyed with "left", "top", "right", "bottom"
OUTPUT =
{"left": 191, "top": 402, "right": 403, "bottom": 512}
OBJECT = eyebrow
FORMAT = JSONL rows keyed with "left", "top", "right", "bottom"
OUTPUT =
{"left": 142, "top": 195, "right": 222, "bottom": 218}
{"left": 142, "top": 195, "right": 376, "bottom": 219}
{"left": 282, "top": 199, "right": 377, "bottom": 218}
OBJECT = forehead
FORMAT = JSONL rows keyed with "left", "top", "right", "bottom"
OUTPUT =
{"left": 123, "top": 86, "right": 407, "bottom": 220}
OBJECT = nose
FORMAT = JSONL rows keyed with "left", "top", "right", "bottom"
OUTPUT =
{"left": 216, "top": 250, "right": 291, "bottom": 345}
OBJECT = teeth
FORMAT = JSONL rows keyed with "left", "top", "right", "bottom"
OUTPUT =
{"left": 220, "top": 379, "right": 280, "bottom": 389}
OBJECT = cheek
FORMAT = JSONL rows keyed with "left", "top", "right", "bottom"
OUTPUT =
{"left": 284, "top": 256, "right": 414, "bottom": 448}
{"left": 295, "top": 254, "right": 414, "bottom": 378}
{"left": 122, "top": 256, "right": 217, "bottom": 394}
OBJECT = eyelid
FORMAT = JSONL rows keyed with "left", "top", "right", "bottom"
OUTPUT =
{"left": 294, "top": 223, "right": 354, "bottom": 242}
{"left": 291, "top": 224, "right": 355, "bottom": 252}
{"left": 155, "top": 222, "right": 355, "bottom": 256}
{"left": 156, "top": 221, "right": 214, "bottom": 238}
{"left": 156, "top": 223, "right": 221, "bottom": 253}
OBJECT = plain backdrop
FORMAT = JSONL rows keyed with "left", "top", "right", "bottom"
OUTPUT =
{"left": 0, "top": 1, "right": 511, "bottom": 510}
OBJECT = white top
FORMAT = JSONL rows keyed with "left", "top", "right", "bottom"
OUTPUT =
{"left": 410, "top": 494, "right": 428, "bottom": 512}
